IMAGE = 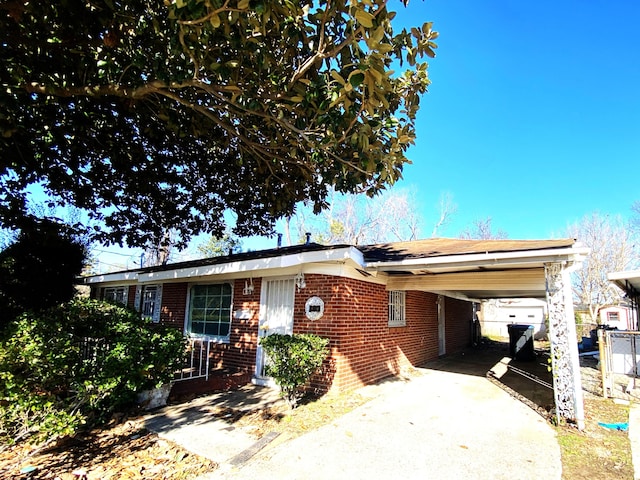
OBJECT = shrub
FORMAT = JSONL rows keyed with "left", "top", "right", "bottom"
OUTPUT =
{"left": 260, "top": 333, "right": 329, "bottom": 408}
{"left": 0, "top": 298, "right": 186, "bottom": 444}
{"left": 0, "top": 218, "right": 87, "bottom": 334}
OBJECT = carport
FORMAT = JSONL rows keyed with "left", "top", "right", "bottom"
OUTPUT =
{"left": 362, "top": 238, "right": 590, "bottom": 429}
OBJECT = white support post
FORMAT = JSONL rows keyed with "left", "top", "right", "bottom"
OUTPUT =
{"left": 545, "top": 262, "right": 585, "bottom": 430}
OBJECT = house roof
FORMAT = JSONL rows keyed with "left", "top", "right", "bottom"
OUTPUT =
{"left": 83, "top": 243, "right": 361, "bottom": 285}
{"left": 83, "top": 238, "right": 588, "bottom": 301}
{"left": 140, "top": 242, "right": 348, "bottom": 274}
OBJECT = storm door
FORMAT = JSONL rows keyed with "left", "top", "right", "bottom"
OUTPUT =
{"left": 255, "top": 277, "right": 295, "bottom": 381}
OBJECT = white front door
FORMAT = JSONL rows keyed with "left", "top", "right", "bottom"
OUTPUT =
{"left": 255, "top": 277, "right": 295, "bottom": 381}
{"left": 438, "top": 295, "right": 446, "bottom": 356}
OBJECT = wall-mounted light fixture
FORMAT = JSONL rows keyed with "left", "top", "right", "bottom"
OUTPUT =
{"left": 243, "top": 278, "right": 254, "bottom": 295}
{"left": 295, "top": 272, "right": 306, "bottom": 291}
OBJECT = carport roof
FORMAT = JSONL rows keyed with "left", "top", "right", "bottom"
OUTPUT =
{"left": 360, "top": 238, "right": 575, "bottom": 262}
{"left": 363, "top": 238, "right": 587, "bottom": 300}
{"left": 609, "top": 270, "right": 640, "bottom": 296}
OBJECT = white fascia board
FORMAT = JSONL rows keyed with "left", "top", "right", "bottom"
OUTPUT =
{"left": 138, "top": 246, "right": 365, "bottom": 283}
{"left": 608, "top": 270, "right": 640, "bottom": 291}
{"left": 608, "top": 270, "right": 640, "bottom": 281}
{"left": 365, "top": 246, "right": 590, "bottom": 272}
{"left": 304, "top": 262, "right": 387, "bottom": 285}
{"left": 82, "top": 272, "right": 140, "bottom": 285}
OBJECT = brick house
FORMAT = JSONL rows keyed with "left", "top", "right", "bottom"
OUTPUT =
{"left": 83, "top": 238, "right": 587, "bottom": 399}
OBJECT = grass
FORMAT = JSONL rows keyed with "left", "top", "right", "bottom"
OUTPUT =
{"left": 557, "top": 396, "right": 633, "bottom": 479}
{"left": 234, "top": 389, "right": 370, "bottom": 443}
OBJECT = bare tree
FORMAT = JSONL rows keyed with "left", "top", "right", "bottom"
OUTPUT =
{"left": 143, "top": 230, "right": 176, "bottom": 267}
{"left": 459, "top": 217, "right": 508, "bottom": 240}
{"left": 567, "top": 212, "right": 638, "bottom": 323}
{"left": 431, "top": 192, "right": 457, "bottom": 237}
{"left": 631, "top": 201, "right": 640, "bottom": 237}
{"left": 286, "top": 188, "right": 424, "bottom": 245}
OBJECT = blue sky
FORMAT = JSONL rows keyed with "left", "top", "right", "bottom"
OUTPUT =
{"left": 391, "top": 0, "right": 640, "bottom": 239}
{"left": 94, "top": 0, "right": 640, "bottom": 270}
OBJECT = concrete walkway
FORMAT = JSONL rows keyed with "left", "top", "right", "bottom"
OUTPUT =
{"left": 146, "top": 367, "right": 562, "bottom": 480}
{"left": 144, "top": 385, "right": 285, "bottom": 465}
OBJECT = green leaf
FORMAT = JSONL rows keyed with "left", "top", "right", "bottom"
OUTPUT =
{"left": 355, "top": 10, "right": 374, "bottom": 28}
{"left": 330, "top": 70, "right": 345, "bottom": 85}
{"left": 349, "top": 72, "right": 365, "bottom": 88}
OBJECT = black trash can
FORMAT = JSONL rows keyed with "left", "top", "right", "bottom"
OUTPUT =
{"left": 507, "top": 324, "right": 535, "bottom": 361}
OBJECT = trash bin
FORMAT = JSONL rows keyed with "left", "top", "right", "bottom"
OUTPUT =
{"left": 507, "top": 324, "right": 535, "bottom": 361}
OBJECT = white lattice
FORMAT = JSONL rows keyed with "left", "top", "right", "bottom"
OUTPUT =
{"left": 545, "top": 262, "right": 585, "bottom": 429}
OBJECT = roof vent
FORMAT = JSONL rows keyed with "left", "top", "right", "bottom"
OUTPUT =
{"left": 277, "top": 233, "right": 283, "bottom": 248}
{"left": 305, "top": 232, "right": 311, "bottom": 244}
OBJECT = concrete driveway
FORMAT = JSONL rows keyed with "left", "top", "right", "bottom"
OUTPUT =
{"left": 194, "top": 364, "right": 561, "bottom": 480}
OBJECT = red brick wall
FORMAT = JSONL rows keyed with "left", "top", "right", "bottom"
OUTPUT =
{"left": 444, "top": 296, "right": 473, "bottom": 353}
{"left": 159, "top": 282, "right": 188, "bottom": 330}
{"left": 158, "top": 274, "right": 473, "bottom": 395}
{"left": 293, "top": 275, "right": 445, "bottom": 393}
{"left": 159, "top": 280, "right": 260, "bottom": 375}
{"left": 162, "top": 280, "right": 259, "bottom": 397}
{"left": 126, "top": 285, "right": 137, "bottom": 310}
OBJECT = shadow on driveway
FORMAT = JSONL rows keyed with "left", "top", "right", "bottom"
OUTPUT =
{"left": 424, "top": 339, "right": 555, "bottom": 417}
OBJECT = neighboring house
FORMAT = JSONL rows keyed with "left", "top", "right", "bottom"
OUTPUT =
{"left": 83, "top": 238, "right": 587, "bottom": 397}
{"left": 479, "top": 298, "right": 547, "bottom": 340}
{"left": 606, "top": 270, "right": 640, "bottom": 332}
{"left": 598, "top": 305, "right": 634, "bottom": 330}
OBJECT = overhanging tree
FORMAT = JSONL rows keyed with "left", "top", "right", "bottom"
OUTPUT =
{"left": 1, "top": 0, "right": 436, "bottom": 248}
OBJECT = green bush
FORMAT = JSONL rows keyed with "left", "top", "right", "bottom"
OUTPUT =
{"left": 0, "top": 218, "right": 87, "bottom": 334}
{"left": 260, "top": 333, "right": 329, "bottom": 408}
{"left": 0, "top": 298, "right": 186, "bottom": 444}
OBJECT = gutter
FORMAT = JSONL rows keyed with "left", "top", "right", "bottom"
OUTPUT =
{"left": 364, "top": 246, "right": 590, "bottom": 272}
{"left": 82, "top": 246, "right": 365, "bottom": 285}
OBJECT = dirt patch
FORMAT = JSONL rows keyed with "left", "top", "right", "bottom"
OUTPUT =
{"left": 0, "top": 388, "right": 371, "bottom": 479}
{"left": 0, "top": 419, "right": 216, "bottom": 479}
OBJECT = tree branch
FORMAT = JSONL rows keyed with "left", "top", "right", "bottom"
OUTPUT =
{"left": 176, "top": 0, "right": 233, "bottom": 26}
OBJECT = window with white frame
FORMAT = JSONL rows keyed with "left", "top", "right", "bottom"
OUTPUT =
{"left": 188, "top": 283, "right": 233, "bottom": 340}
{"left": 388, "top": 290, "right": 406, "bottom": 327}
{"left": 607, "top": 311, "right": 620, "bottom": 323}
{"left": 137, "top": 285, "right": 162, "bottom": 323}
{"left": 102, "top": 286, "right": 129, "bottom": 306}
